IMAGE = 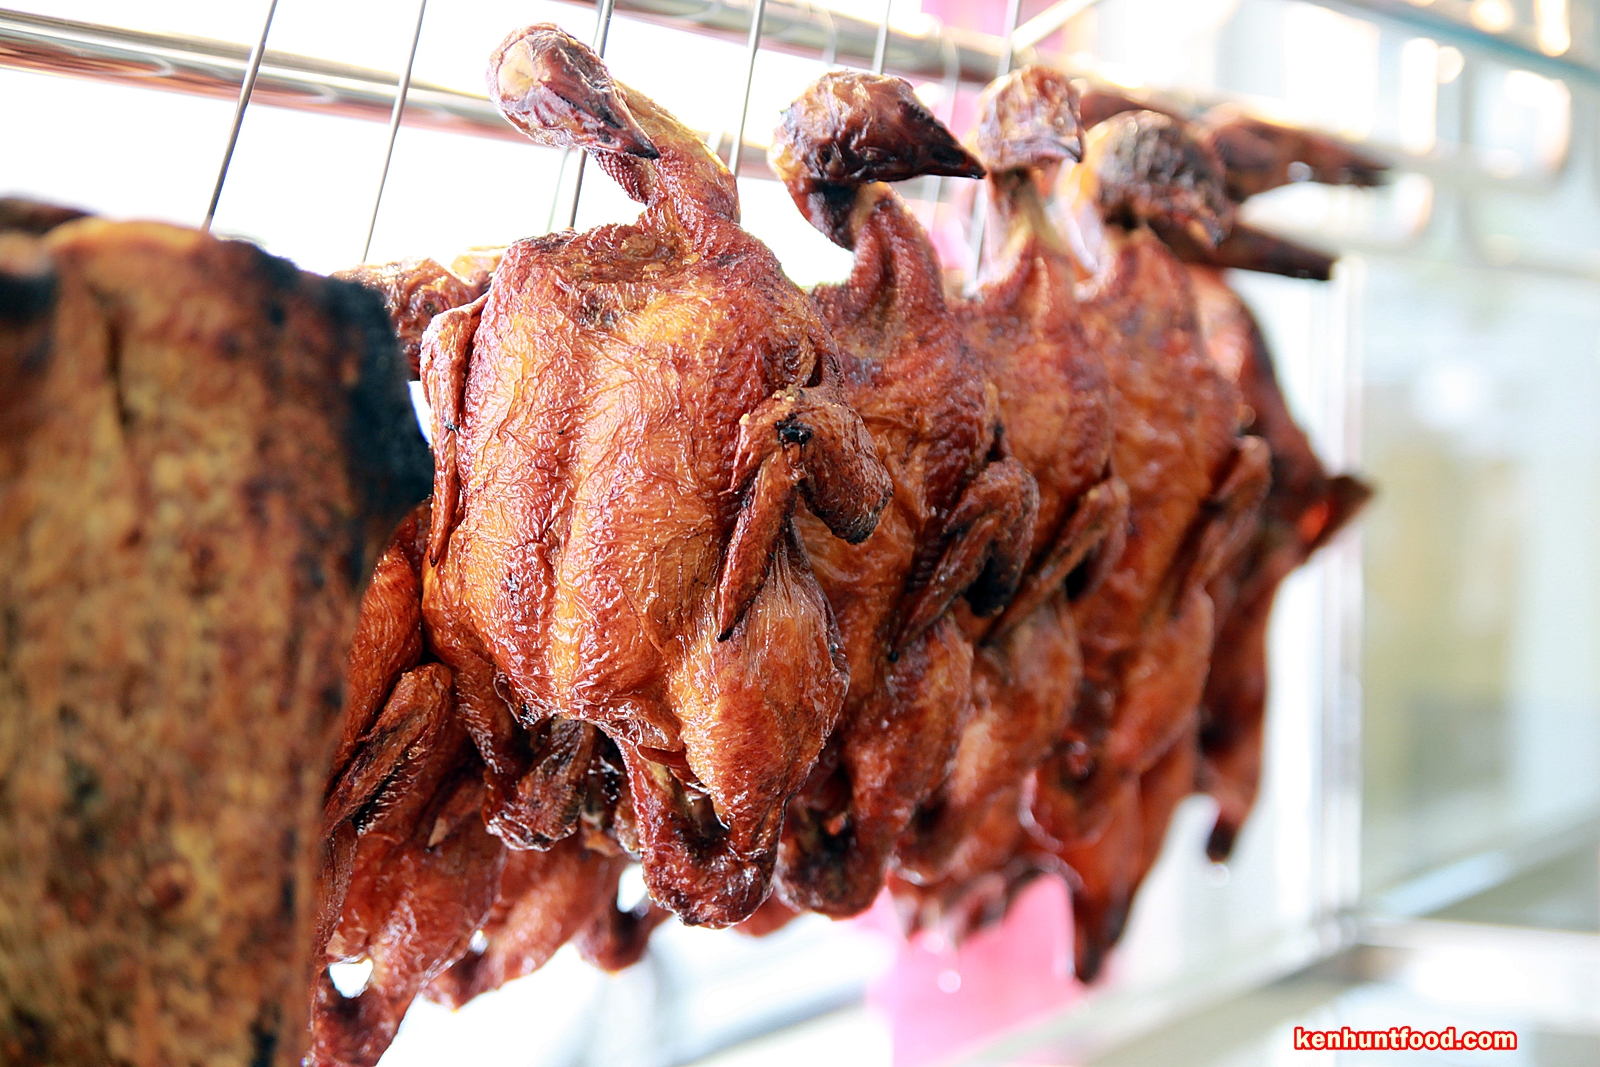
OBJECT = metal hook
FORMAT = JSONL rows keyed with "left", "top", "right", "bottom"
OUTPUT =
{"left": 361, "top": 0, "right": 428, "bottom": 262}
{"left": 203, "top": 0, "right": 278, "bottom": 231}
{"left": 728, "top": 0, "right": 768, "bottom": 180}
{"left": 566, "top": 0, "right": 619, "bottom": 230}
{"left": 871, "top": 0, "right": 893, "bottom": 76}
{"left": 815, "top": 3, "right": 838, "bottom": 69}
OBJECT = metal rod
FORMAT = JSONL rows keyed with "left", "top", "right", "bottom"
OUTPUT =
{"left": 0, "top": 11, "right": 793, "bottom": 181}
{"left": 996, "top": 0, "right": 1024, "bottom": 78}
{"left": 566, "top": 0, "right": 619, "bottom": 229}
{"left": 728, "top": 0, "right": 768, "bottom": 180}
{"left": 1012, "top": 0, "right": 1102, "bottom": 51}
{"left": 918, "top": 26, "right": 961, "bottom": 230}
{"left": 871, "top": 0, "right": 892, "bottom": 75}
{"left": 816, "top": 3, "right": 838, "bottom": 67}
{"left": 202, "top": 0, "right": 278, "bottom": 230}
{"left": 551, "top": 0, "right": 1019, "bottom": 83}
{"left": 361, "top": 0, "right": 427, "bottom": 262}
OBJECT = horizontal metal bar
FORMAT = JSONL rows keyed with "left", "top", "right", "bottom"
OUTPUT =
{"left": 0, "top": 9, "right": 520, "bottom": 140}
{"left": 551, "top": 0, "right": 1028, "bottom": 83}
{"left": 0, "top": 9, "right": 780, "bottom": 175}
{"left": 1322, "top": 0, "right": 1600, "bottom": 88}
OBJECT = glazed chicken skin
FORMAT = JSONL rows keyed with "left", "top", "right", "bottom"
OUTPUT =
{"left": 899, "top": 66, "right": 1124, "bottom": 883}
{"left": 312, "top": 506, "right": 503, "bottom": 1067}
{"left": 1023, "top": 111, "right": 1270, "bottom": 978}
{"left": 1189, "top": 271, "right": 1370, "bottom": 859}
{"left": 1032, "top": 110, "right": 1267, "bottom": 837}
{"left": 317, "top": 506, "right": 664, "bottom": 1065}
{"left": 334, "top": 258, "right": 487, "bottom": 378}
{"left": 769, "top": 71, "right": 1040, "bottom": 917}
{"left": 422, "top": 26, "right": 891, "bottom": 928}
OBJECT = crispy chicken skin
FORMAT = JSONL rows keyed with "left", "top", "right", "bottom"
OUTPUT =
{"left": 334, "top": 258, "right": 486, "bottom": 378}
{"left": 0, "top": 214, "right": 430, "bottom": 1067}
{"left": 422, "top": 27, "right": 891, "bottom": 928}
{"left": 424, "top": 836, "right": 627, "bottom": 1009}
{"left": 313, "top": 505, "right": 502, "bottom": 1067}
{"left": 768, "top": 72, "right": 1039, "bottom": 917}
{"left": 1189, "top": 270, "right": 1370, "bottom": 859}
{"left": 1026, "top": 112, "right": 1268, "bottom": 978}
{"left": 901, "top": 67, "right": 1124, "bottom": 883}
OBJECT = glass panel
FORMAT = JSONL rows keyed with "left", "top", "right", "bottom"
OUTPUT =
{"left": 1360, "top": 258, "right": 1600, "bottom": 895}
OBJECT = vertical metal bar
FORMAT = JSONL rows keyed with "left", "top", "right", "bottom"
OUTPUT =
{"left": 361, "top": 0, "right": 428, "bottom": 262}
{"left": 919, "top": 27, "right": 961, "bottom": 230}
{"left": 871, "top": 0, "right": 893, "bottom": 75}
{"left": 545, "top": 149, "right": 572, "bottom": 233}
{"left": 996, "top": 0, "right": 1024, "bottom": 77}
{"left": 566, "top": 0, "right": 619, "bottom": 229}
{"left": 816, "top": 3, "right": 838, "bottom": 68}
{"left": 202, "top": 0, "right": 279, "bottom": 230}
{"left": 728, "top": 0, "right": 769, "bottom": 180}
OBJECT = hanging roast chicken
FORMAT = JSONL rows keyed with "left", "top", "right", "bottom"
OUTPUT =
{"left": 420, "top": 25, "right": 892, "bottom": 933}
{"left": 767, "top": 71, "right": 1040, "bottom": 918}
{"left": 898, "top": 65, "right": 1125, "bottom": 889}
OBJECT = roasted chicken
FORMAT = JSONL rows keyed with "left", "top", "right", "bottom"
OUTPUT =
{"left": 422, "top": 26, "right": 891, "bottom": 929}
{"left": 1024, "top": 110, "right": 1270, "bottom": 978}
{"left": 899, "top": 66, "right": 1124, "bottom": 885}
{"left": 767, "top": 71, "right": 1039, "bottom": 917}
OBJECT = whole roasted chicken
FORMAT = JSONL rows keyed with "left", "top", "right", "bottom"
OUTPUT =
{"left": 899, "top": 65, "right": 1124, "bottom": 884}
{"left": 768, "top": 71, "right": 1039, "bottom": 917}
{"left": 1023, "top": 110, "right": 1270, "bottom": 978}
{"left": 421, "top": 25, "right": 891, "bottom": 930}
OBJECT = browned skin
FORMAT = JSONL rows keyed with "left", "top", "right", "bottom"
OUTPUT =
{"left": 313, "top": 728, "right": 505, "bottom": 1067}
{"left": 1189, "top": 269, "right": 1370, "bottom": 859}
{"left": 0, "top": 216, "right": 429, "bottom": 1066}
{"left": 424, "top": 836, "right": 627, "bottom": 1009}
{"left": 1026, "top": 113, "right": 1269, "bottom": 979}
{"left": 335, "top": 258, "right": 486, "bottom": 378}
{"left": 425, "top": 27, "right": 891, "bottom": 929}
{"left": 768, "top": 71, "right": 1039, "bottom": 917}
{"left": 900, "top": 66, "right": 1124, "bottom": 884}
{"left": 1076, "top": 90, "right": 1386, "bottom": 203}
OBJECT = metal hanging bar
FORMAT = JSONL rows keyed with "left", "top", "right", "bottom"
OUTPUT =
{"left": 728, "top": 0, "right": 768, "bottom": 180}
{"left": 566, "top": 0, "right": 621, "bottom": 229}
{"left": 1012, "top": 0, "right": 1102, "bottom": 52}
{"left": 871, "top": 0, "right": 893, "bottom": 75}
{"left": 361, "top": 0, "right": 428, "bottom": 262}
{"left": 202, "top": 0, "right": 278, "bottom": 230}
{"left": 917, "top": 26, "right": 962, "bottom": 230}
{"left": 815, "top": 2, "right": 838, "bottom": 68}
{"left": 550, "top": 0, "right": 1024, "bottom": 84}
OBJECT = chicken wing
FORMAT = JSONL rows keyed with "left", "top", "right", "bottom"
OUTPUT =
{"left": 768, "top": 71, "right": 1039, "bottom": 917}
{"left": 335, "top": 258, "right": 486, "bottom": 378}
{"left": 423, "top": 27, "right": 891, "bottom": 928}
